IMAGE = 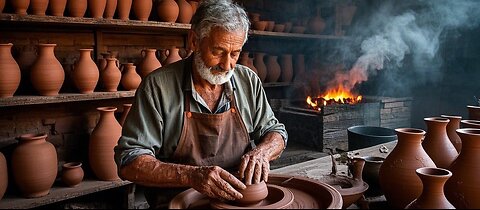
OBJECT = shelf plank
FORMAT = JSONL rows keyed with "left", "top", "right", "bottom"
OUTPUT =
{"left": 0, "top": 179, "right": 133, "bottom": 209}
{"left": 249, "top": 30, "right": 349, "bottom": 40}
{"left": 0, "top": 91, "right": 135, "bottom": 107}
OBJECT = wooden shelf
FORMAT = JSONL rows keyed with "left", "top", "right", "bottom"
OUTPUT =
{"left": 0, "top": 91, "right": 135, "bottom": 107}
{"left": 0, "top": 179, "right": 133, "bottom": 209}
{"left": 249, "top": 30, "right": 348, "bottom": 40}
{"left": 263, "top": 82, "right": 292, "bottom": 88}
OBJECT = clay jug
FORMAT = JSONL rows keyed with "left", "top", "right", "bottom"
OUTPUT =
{"left": 467, "top": 105, "right": 480, "bottom": 120}
{"left": 379, "top": 128, "right": 436, "bottom": 209}
{"left": 238, "top": 52, "right": 257, "bottom": 74}
{"left": 67, "top": 0, "right": 87, "bottom": 17}
{"left": 441, "top": 114, "right": 462, "bottom": 153}
{"left": 265, "top": 55, "right": 281, "bottom": 83}
{"left": 120, "top": 63, "right": 141, "bottom": 91}
{"left": 119, "top": 103, "right": 132, "bottom": 126}
{"left": 12, "top": 0, "right": 30, "bottom": 15}
{"left": 253, "top": 52, "right": 267, "bottom": 82}
{"left": 163, "top": 46, "right": 182, "bottom": 66}
{"left": 361, "top": 156, "right": 384, "bottom": 197}
{"left": 0, "top": 0, "right": 5, "bottom": 13}
{"left": 89, "top": 107, "right": 122, "bottom": 181}
{"left": 157, "top": 0, "right": 179, "bottom": 23}
{"left": 117, "top": 0, "right": 132, "bottom": 20}
{"left": 30, "top": 0, "right": 49, "bottom": 15}
{"left": 12, "top": 133, "right": 58, "bottom": 198}
{"left": 279, "top": 54, "right": 293, "bottom": 83}
{"left": 422, "top": 117, "right": 458, "bottom": 168}
{"left": 61, "top": 162, "right": 84, "bottom": 187}
{"left": 100, "top": 58, "right": 121, "bottom": 92}
{"left": 445, "top": 128, "right": 480, "bottom": 208}
{"left": 293, "top": 54, "right": 306, "bottom": 79}
{"left": 405, "top": 167, "right": 455, "bottom": 209}
{"left": 139, "top": 49, "right": 162, "bottom": 78}
{"left": 30, "top": 43, "right": 65, "bottom": 96}
{"left": 88, "top": 0, "right": 107, "bottom": 18}
{"left": 132, "top": 0, "right": 152, "bottom": 21}
{"left": 0, "top": 151, "right": 7, "bottom": 200}
{"left": 0, "top": 43, "right": 21, "bottom": 98}
{"left": 71, "top": 49, "right": 99, "bottom": 94}
{"left": 176, "top": 0, "right": 193, "bottom": 23}
{"left": 48, "top": 0, "right": 67, "bottom": 16}
{"left": 104, "top": 0, "right": 117, "bottom": 19}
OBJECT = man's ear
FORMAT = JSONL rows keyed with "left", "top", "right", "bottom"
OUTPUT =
{"left": 187, "top": 30, "right": 197, "bottom": 52}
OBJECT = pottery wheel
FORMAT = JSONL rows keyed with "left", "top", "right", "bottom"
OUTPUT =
{"left": 168, "top": 174, "right": 343, "bottom": 209}
{"left": 210, "top": 184, "right": 294, "bottom": 209}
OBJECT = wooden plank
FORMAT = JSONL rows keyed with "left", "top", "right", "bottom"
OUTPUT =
{"left": 0, "top": 180, "right": 133, "bottom": 209}
{"left": 0, "top": 91, "right": 135, "bottom": 107}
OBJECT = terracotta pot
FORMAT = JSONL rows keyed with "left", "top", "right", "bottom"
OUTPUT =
{"left": 120, "top": 63, "right": 141, "bottom": 91}
{"left": 157, "top": 0, "right": 179, "bottom": 23}
{"left": 379, "top": 128, "right": 436, "bottom": 209}
{"left": 97, "top": 52, "right": 110, "bottom": 71}
{"left": 30, "top": 0, "right": 49, "bottom": 15}
{"left": 89, "top": 107, "right": 122, "bottom": 181}
{"left": 61, "top": 162, "right": 84, "bottom": 187}
{"left": 30, "top": 43, "right": 65, "bottom": 96}
{"left": 88, "top": 0, "right": 107, "bottom": 18}
{"left": 117, "top": 0, "right": 132, "bottom": 20}
{"left": 100, "top": 58, "right": 121, "bottom": 92}
{"left": 279, "top": 54, "right": 293, "bottom": 83}
{"left": 361, "top": 156, "right": 384, "bottom": 197}
{"left": 71, "top": 48, "right": 99, "bottom": 94}
{"left": 163, "top": 46, "right": 182, "bottom": 66}
{"left": 48, "top": 0, "right": 67, "bottom": 16}
{"left": 0, "top": 43, "right": 21, "bottom": 98}
{"left": 440, "top": 114, "right": 462, "bottom": 153}
{"left": 104, "top": 0, "right": 117, "bottom": 19}
{"left": 422, "top": 117, "right": 458, "bottom": 168}
{"left": 132, "top": 0, "right": 152, "bottom": 21}
{"left": 445, "top": 128, "right": 480, "bottom": 208}
{"left": 12, "top": 133, "right": 58, "bottom": 198}
{"left": 253, "top": 52, "right": 267, "bottom": 82}
{"left": 118, "top": 103, "right": 132, "bottom": 126}
{"left": 11, "top": 0, "right": 30, "bottom": 15}
{"left": 405, "top": 167, "right": 454, "bottom": 209}
{"left": 139, "top": 49, "right": 162, "bottom": 78}
{"left": 252, "top": 21, "right": 267, "bottom": 31}
{"left": 265, "top": 55, "right": 281, "bottom": 83}
{"left": 0, "top": 151, "right": 7, "bottom": 200}
{"left": 461, "top": 119, "right": 480, "bottom": 128}
{"left": 467, "top": 105, "right": 480, "bottom": 120}
{"left": 176, "top": 0, "right": 192, "bottom": 23}
{"left": 238, "top": 52, "right": 257, "bottom": 74}
{"left": 67, "top": 0, "right": 87, "bottom": 17}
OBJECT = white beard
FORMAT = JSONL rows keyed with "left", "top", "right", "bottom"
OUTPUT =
{"left": 194, "top": 52, "right": 234, "bottom": 85}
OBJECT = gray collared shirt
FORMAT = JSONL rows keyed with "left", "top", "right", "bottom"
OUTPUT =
{"left": 114, "top": 56, "right": 288, "bottom": 167}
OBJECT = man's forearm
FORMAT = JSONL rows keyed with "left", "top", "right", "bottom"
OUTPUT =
{"left": 119, "top": 155, "right": 196, "bottom": 188}
{"left": 255, "top": 132, "right": 285, "bottom": 161}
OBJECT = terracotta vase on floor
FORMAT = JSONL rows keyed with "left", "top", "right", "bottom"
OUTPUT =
{"left": 0, "top": 151, "right": 7, "bottom": 200}
{"left": 445, "top": 128, "right": 480, "bottom": 209}
{"left": 0, "top": 43, "right": 21, "bottom": 98}
{"left": 405, "top": 167, "right": 455, "bottom": 209}
{"left": 379, "top": 128, "right": 436, "bottom": 209}
{"left": 422, "top": 117, "right": 458, "bottom": 169}
{"left": 12, "top": 133, "right": 58, "bottom": 198}
{"left": 89, "top": 107, "right": 122, "bottom": 181}
{"left": 71, "top": 48, "right": 99, "bottom": 94}
{"left": 61, "top": 162, "right": 84, "bottom": 187}
{"left": 30, "top": 43, "right": 65, "bottom": 96}
{"left": 440, "top": 114, "right": 462, "bottom": 153}
{"left": 67, "top": 0, "right": 87, "bottom": 17}
{"left": 48, "top": 0, "right": 67, "bottom": 16}
{"left": 117, "top": 0, "right": 132, "bottom": 20}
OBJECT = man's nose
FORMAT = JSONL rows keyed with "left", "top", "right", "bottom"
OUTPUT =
{"left": 218, "top": 55, "right": 235, "bottom": 70}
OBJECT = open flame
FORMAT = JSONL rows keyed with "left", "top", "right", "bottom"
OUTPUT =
{"left": 306, "top": 85, "right": 362, "bottom": 110}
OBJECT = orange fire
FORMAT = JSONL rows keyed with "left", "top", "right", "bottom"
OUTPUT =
{"left": 306, "top": 85, "right": 362, "bottom": 109}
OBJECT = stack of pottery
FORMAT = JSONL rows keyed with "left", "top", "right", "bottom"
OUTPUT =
{"left": 0, "top": 43, "right": 21, "bottom": 98}
{"left": 12, "top": 133, "right": 58, "bottom": 198}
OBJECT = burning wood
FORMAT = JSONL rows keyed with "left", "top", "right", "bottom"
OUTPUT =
{"left": 306, "top": 85, "right": 362, "bottom": 110}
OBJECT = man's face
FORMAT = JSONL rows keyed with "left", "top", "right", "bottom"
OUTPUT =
{"left": 193, "top": 27, "right": 246, "bottom": 85}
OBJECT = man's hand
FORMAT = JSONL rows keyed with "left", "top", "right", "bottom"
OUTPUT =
{"left": 189, "top": 166, "right": 246, "bottom": 201}
{"left": 238, "top": 147, "right": 271, "bottom": 185}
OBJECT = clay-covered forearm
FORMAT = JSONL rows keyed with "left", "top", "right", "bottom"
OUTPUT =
{"left": 118, "top": 154, "right": 197, "bottom": 188}
{"left": 255, "top": 132, "right": 285, "bottom": 161}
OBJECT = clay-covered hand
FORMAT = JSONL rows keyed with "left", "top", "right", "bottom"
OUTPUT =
{"left": 238, "top": 147, "right": 270, "bottom": 185}
{"left": 189, "top": 166, "right": 246, "bottom": 201}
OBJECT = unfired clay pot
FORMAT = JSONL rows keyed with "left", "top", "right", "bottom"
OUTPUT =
{"left": 405, "top": 167, "right": 455, "bottom": 209}
{"left": 422, "top": 117, "right": 458, "bottom": 168}
{"left": 61, "top": 162, "right": 84, "bottom": 187}
{"left": 235, "top": 181, "right": 268, "bottom": 206}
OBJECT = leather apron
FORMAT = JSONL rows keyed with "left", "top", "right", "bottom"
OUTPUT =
{"left": 144, "top": 67, "right": 251, "bottom": 209}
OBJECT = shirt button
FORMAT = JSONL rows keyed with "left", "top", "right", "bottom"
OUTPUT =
{"left": 231, "top": 108, "right": 236, "bottom": 113}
